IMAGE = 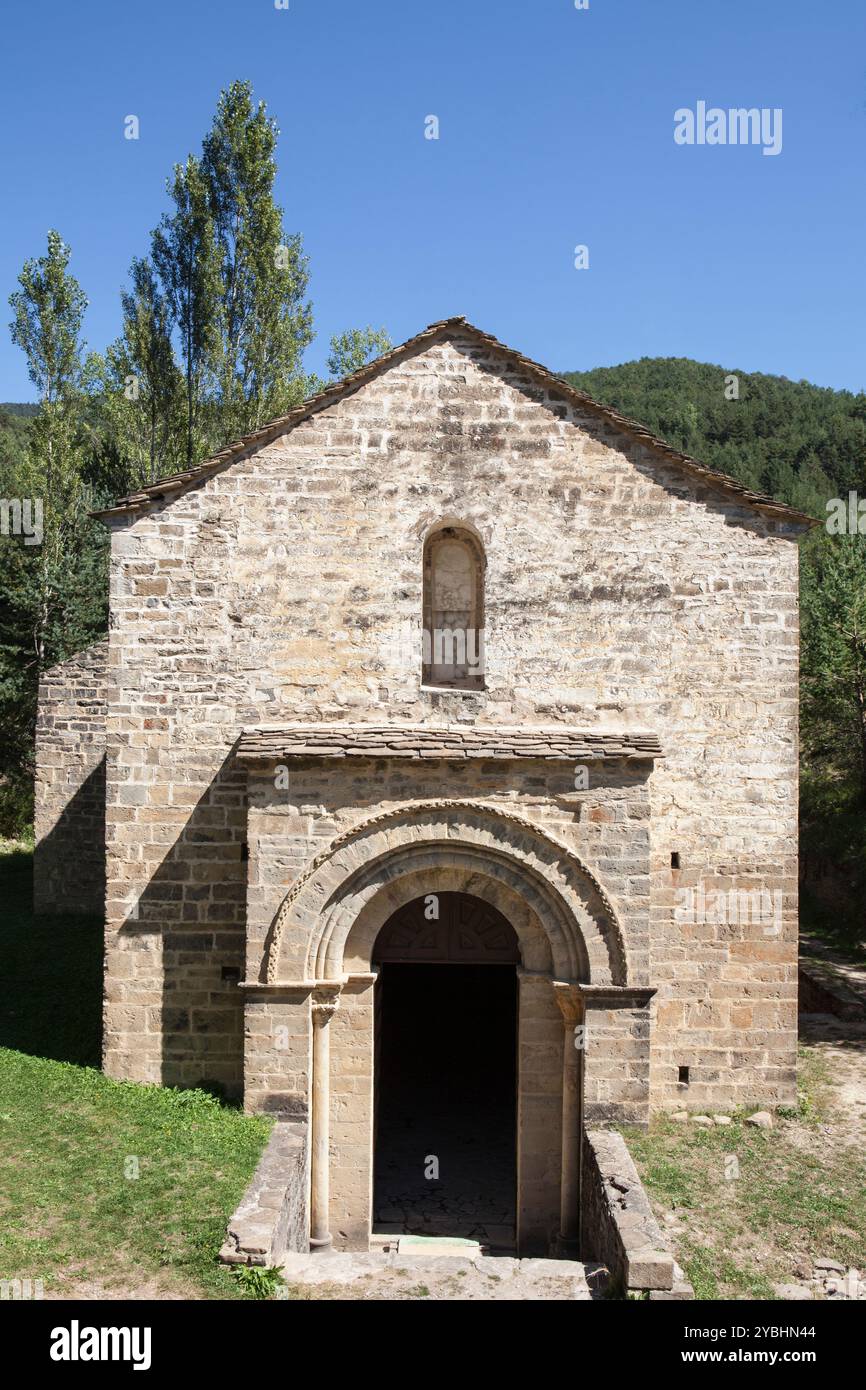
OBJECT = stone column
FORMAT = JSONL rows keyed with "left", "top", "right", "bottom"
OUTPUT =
{"left": 310, "top": 984, "right": 341, "bottom": 1251}
{"left": 552, "top": 982, "right": 585, "bottom": 1257}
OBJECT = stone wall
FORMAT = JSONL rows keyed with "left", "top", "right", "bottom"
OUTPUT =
{"left": 220, "top": 1120, "right": 308, "bottom": 1266}
{"left": 581, "top": 1128, "right": 693, "bottom": 1298}
{"left": 99, "top": 327, "right": 801, "bottom": 1110}
{"left": 34, "top": 640, "right": 107, "bottom": 916}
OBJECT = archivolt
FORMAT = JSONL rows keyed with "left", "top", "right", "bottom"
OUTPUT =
{"left": 262, "top": 800, "right": 628, "bottom": 986}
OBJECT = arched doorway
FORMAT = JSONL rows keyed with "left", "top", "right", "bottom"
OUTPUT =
{"left": 252, "top": 801, "right": 649, "bottom": 1255}
{"left": 372, "top": 893, "right": 520, "bottom": 1251}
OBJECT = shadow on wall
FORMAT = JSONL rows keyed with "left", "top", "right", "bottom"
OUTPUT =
{"left": 34, "top": 757, "right": 106, "bottom": 917}
{"left": 114, "top": 749, "right": 248, "bottom": 1101}
{"left": 32, "top": 743, "right": 249, "bottom": 1098}
{"left": 3, "top": 843, "right": 102, "bottom": 1066}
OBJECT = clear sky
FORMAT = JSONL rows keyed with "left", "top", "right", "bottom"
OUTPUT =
{"left": 1, "top": 0, "right": 864, "bottom": 399}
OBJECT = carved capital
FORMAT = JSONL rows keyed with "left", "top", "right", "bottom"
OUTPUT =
{"left": 551, "top": 980, "right": 584, "bottom": 1026}
{"left": 311, "top": 984, "right": 341, "bottom": 1024}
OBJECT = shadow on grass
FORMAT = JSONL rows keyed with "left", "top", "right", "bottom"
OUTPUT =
{"left": 0, "top": 845, "right": 102, "bottom": 1066}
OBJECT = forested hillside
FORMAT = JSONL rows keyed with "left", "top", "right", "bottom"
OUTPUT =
{"left": 563, "top": 358, "right": 866, "bottom": 521}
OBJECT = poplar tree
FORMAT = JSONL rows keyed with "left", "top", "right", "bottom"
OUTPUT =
{"left": 151, "top": 156, "right": 221, "bottom": 465}
{"left": 326, "top": 326, "right": 392, "bottom": 380}
{"left": 200, "top": 80, "right": 313, "bottom": 437}
{"left": 8, "top": 230, "right": 89, "bottom": 664}
{"left": 3, "top": 232, "right": 106, "bottom": 831}
{"left": 90, "top": 257, "right": 185, "bottom": 489}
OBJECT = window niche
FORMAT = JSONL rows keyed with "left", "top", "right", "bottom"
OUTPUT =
{"left": 421, "top": 525, "right": 486, "bottom": 689}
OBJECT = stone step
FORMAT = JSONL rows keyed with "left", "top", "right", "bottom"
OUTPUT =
{"left": 279, "top": 1249, "right": 607, "bottom": 1300}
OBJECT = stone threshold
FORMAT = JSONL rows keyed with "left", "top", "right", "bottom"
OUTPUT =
{"left": 279, "top": 1249, "right": 607, "bottom": 1300}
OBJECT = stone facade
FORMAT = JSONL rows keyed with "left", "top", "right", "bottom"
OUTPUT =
{"left": 34, "top": 318, "right": 808, "bottom": 1255}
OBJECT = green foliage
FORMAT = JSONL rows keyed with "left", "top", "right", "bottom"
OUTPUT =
{"left": 2, "top": 235, "right": 107, "bottom": 836}
{"left": 0, "top": 408, "right": 36, "bottom": 477}
{"left": 0, "top": 82, "right": 388, "bottom": 838}
{"left": 87, "top": 257, "right": 185, "bottom": 489}
{"left": 799, "top": 529, "right": 866, "bottom": 914}
{"left": 801, "top": 532, "right": 866, "bottom": 804}
{"left": 9, "top": 230, "right": 87, "bottom": 407}
{"left": 151, "top": 155, "right": 223, "bottom": 466}
{"left": 201, "top": 80, "right": 313, "bottom": 438}
{"left": 231, "top": 1264, "right": 287, "bottom": 1299}
{"left": 326, "top": 326, "right": 392, "bottom": 380}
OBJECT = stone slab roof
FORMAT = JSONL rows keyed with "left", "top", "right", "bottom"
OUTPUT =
{"left": 236, "top": 724, "right": 663, "bottom": 762}
{"left": 92, "top": 316, "right": 816, "bottom": 529}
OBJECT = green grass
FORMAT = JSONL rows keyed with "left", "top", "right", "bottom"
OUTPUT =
{"left": 623, "top": 1057, "right": 866, "bottom": 1300}
{"left": 0, "top": 841, "right": 272, "bottom": 1299}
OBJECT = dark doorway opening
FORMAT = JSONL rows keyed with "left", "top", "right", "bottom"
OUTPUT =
{"left": 373, "top": 962, "right": 518, "bottom": 1251}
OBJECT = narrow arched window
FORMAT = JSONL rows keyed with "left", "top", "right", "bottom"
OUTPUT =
{"left": 422, "top": 525, "right": 485, "bottom": 689}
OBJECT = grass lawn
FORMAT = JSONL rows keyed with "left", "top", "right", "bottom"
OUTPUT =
{"left": 0, "top": 841, "right": 271, "bottom": 1299}
{"left": 624, "top": 1048, "right": 866, "bottom": 1299}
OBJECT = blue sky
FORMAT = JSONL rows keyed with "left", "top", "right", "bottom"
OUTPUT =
{"left": 1, "top": 0, "right": 864, "bottom": 399}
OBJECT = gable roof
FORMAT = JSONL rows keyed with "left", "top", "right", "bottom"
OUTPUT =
{"left": 92, "top": 316, "right": 816, "bottom": 527}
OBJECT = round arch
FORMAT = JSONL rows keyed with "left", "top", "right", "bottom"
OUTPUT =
{"left": 262, "top": 801, "right": 628, "bottom": 986}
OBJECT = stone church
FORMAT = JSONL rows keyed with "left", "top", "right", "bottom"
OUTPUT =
{"left": 34, "top": 317, "right": 810, "bottom": 1259}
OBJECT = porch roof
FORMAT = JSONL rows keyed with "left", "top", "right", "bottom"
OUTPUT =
{"left": 235, "top": 723, "right": 663, "bottom": 763}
